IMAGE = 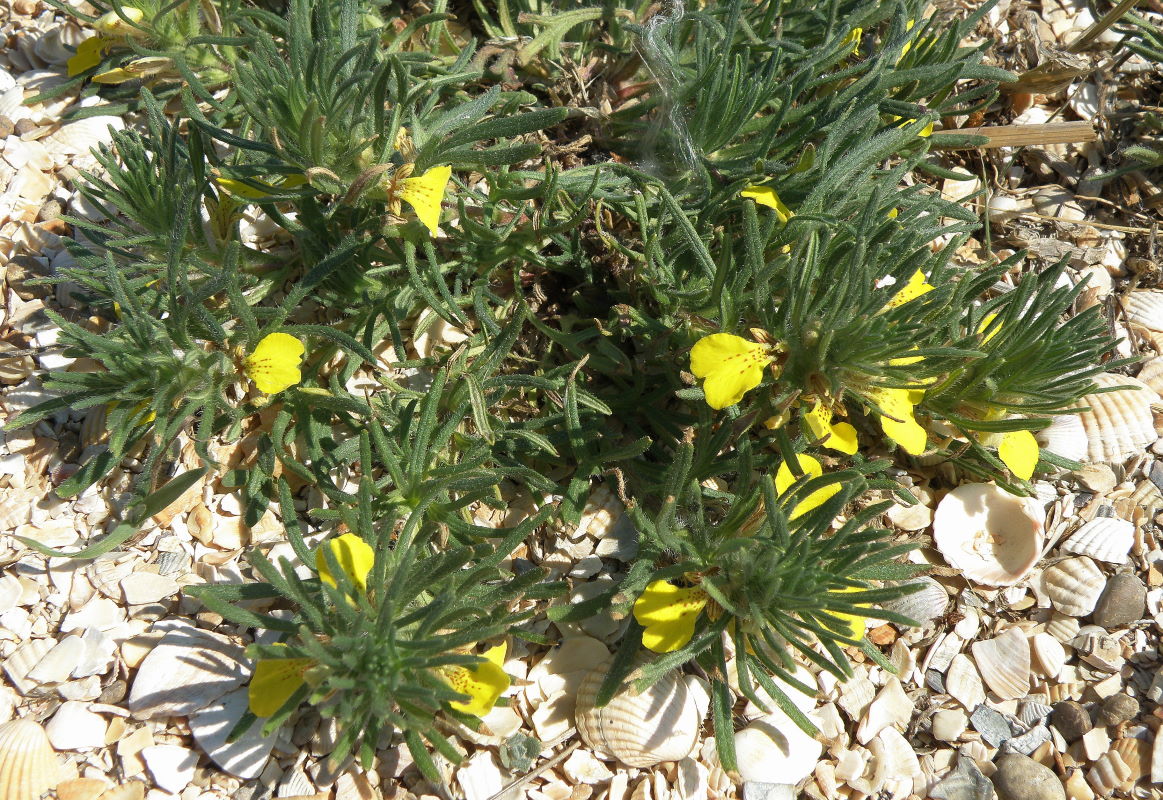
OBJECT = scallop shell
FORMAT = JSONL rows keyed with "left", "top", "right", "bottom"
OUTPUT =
{"left": 1061, "top": 517, "right": 1134, "bottom": 564}
{"left": 1029, "top": 633, "right": 1066, "bottom": 680}
{"left": 1042, "top": 557, "right": 1106, "bottom": 617}
{"left": 1138, "top": 357, "right": 1163, "bottom": 396}
{"left": 1086, "top": 751, "right": 1132, "bottom": 795}
{"left": 1035, "top": 413, "right": 1088, "bottom": 463}
{"left": 1068, "top": 373, "right": 1161, "bottom": 463}
{"left": 1112, "top": 737, "right": 1150, "bottom": 784}
{"left": 879, "top": 577, "right": 948, "bottom": 628}
{"left": 79, "top": 405, "right": 109, "bottom": 449}
{"left": 0, "top": 719, "right": 62, "bottom": 800}
{"left": 575, "top": 667, "right": 702, "bottom": 767}
{"left": 42, "top": 116, "right": 126, "bottom": 158}
{"left": 932, "top": 483, "right": 1045, "bottom": 586}
{"left": 1124, "top": 289, "right": 1163, "bottom": 334}
{"left": 1046, "top": 613, "right": 1081, "bottom": 645}
{"left": 970, "top": 627, "right": 1031, "bottom": 701}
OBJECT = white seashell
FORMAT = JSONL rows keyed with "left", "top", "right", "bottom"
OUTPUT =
{"left": 2, "top": 637, "right": 55, "bottom": 695}
{"left": 575, "top": 668, "right": 702, "bottom": 767}
{"left": 0, "top": 86, "right": 28, "bottom": 123}
{"left": 1036, "top": 413, "right": 1089, "bottom": 463}
{"left": 1029, "top": 633, "right": 1066, "bottom": 680}
{"left": 32, "top": 29, "right": 77, "bottom": 66}
{"left": 856, "top": 677, "right": 912, "bottom": 745}
{"left": 1042, "top": 557, "right": 1106, "bottom": 617}
{"left": 55, "top": 777, "right": 115, "bottom": 800}
{"left": 868, "top": 727, "right": 921, "bottom": 789}
{"left": 1124, "top": 289, "right": 1163, "bottom": 334}
{"left": 1086, "top": 751, "right": 1131, "bottom": 796}
{"left": 0, "top": 719, "right": 62, "bottom": 800}
{"left": 1061, "top": 517, "right": 1134, "bottom": 564}
{"left": 945, "top": 654, "right": 985, "bottom": 711}
{"left": 970, "top": 627, "right": 1030, "bottom": 701}
{"left": 932, "top": 483, "right": 1045, "bottom": 586}
{"left": 1138, "top": 358, "right": 1163, "bottom": 396}
{"left": 1111, "top": 737, "right": 1150, "bottom": 784}
{"left": 733, "top": 713, "right": 822, "bottom": 785}
{"left": 43, "top": 116, "right": 126, "bottom": 158}
{"left": 1046, "top": 613, "right": 1081, "bottom": 644}
{"left": 879, "top": 577, "right": 948, "bottom": 628}
{"left": 1068, "top": 373, "right": 1161, "bottom": 463}
{"left": 412, "top": 310, "right": 469, "bottom": 360}
{"left": 1072, "top": 631, "right": 1124, "bottom": 672}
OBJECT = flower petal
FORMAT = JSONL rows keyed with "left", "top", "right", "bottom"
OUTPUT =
{"left": 802, "top": 403, "right": 859, "bottom": 455}
{"left": 883, "top": 269, "right": 935, "bottom": 310}
{"left": 249, "top": 657, "right": 313, "bottom": 717}
{"left": 443, "top": 658, "right": 511, "bottom": 717}
{"left": 633, "top": 580, "right": 708, "bottom": 653}
{"left": 739, "top": 186, "right": 793, "bottom": 223}
{"left": 68, "top": 36, "right": 108, "bottom": 77}
{"left": 842, "top": 27, "right": 863, "bottom": 55}
{"left": 689, "top": 333, "right": 772, "bottom": 410}
{"left": 775, "top": 453, "right": 841, "bottom": 519}
{"left": 977, "top": 312, "right": 1002, "bottom": 344}
{"left": 826, "top": 587, "right": 870, "bottom": 640}
{"left": 244, "top": 332, "right": 305, "bottom": 394}
{"left": 398, "top": 165, "right": 451, "bottom": 236}
{"left": 315, "top": 532, "right": 375, "bottom": 592}
{"left": 999, "top": 429, "right": 1039, "bottom": 481}
{"left": 870, "top": 387, "right": 928, "bottom": 456}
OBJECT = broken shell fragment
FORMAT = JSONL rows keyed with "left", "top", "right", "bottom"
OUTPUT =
{"left": 1124, "top": 289, "right": 1163, "bottom": 334}
{"left": 1042, "top": 557, "right": 1106, "bottom": 617}
{"left": 1061, "top": 517, "right": 1134, "bottom": 565}
{"left": 970, "top": 627, "right": 1031, "bottom": 701}
{"left": 1029, "top": 633, "right": 1066, "bottom": 680}
{"left": 575, "top": 667, "right": 702, "bottom": 767}
{"left": 879, "top": 577, "right": 948, "bottom": 628}
{"left": 0, "top": 719, "right": 61, "bottom": 800}
{"left": 932, "top": 483, "right": 1045, "bottom": 586}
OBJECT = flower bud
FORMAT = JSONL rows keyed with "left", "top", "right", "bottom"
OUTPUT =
{"left": 94, "top": 6, "right": 147, "bottom": 37}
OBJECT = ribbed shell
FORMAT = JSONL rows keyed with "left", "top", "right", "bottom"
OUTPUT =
{"left": 879, "top": 577, "right": 948, "bottom": 628}
{"left": 1086, "top": 751, "right": 1132, "bottom": 795}
{"left": 1029, "top": 633, "right": 1066, "bottom": 680}
{"left": 1124, "top": 289, "right": 1163, "bottom": 333}
{"left": 1035, "top": 413, "right": 1088, "bottom": 462}
{"left": 1042, "top": 556, "right": 1106, "bottom": 617}
{"left": 970, "top": 627, "right": 1030, "bottom": 701}
{"left": 1068, "top": 373, "right": 1161, "bottom": 463}
{"left": 0, "top": 719, "right": 61, "bottom": 800}
{"left": 1061, "top": 517, "right": 1134, "bottom": 564}
{"left": 1139, "top": 358, "right": 1163, "bottom": 396}
{"left": 575, "top": 668, "right": 701, "bottom": 768}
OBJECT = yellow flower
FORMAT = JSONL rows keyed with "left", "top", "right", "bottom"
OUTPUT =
{"left": 739, "top": 185, "right": 793, "bottom": 224}
{"left": 213, "top": 173, "right": 306, "bottom": 200}
{"left": 900, "top": 18, "right": 918, "bottom": 57}
{"left": 867, "top": 387, "right": 928, "bottom": 455}
{"left": 633, "top": 580, "right": 709, "bottom": 653}
{"left": 244, "top": 332, "right": 305, "bottom": 394}
{"left": 801, "top": 401, "right": 858, "bottom": 455}
{"left": 842, "top": 27, "right": 863, "bottom": 55}
{"left": 68, "top": 36, "right": 109, "bottom": 76}
{"left": 395, "top": 165, "right": 452, "bottom": 236}
{"left": 825, "top": 586, "right": 871, "bottom": 640}
{"left": 315, "top": 532, "right": 375, "bottom": 593}
{"left": 893, "top": 116, "right": 935, "bottom": 137}
{"left": 92, "top": 56, "right": 174, "bottom": 84}
{"left": 690, "top": 333, "right": 776, "bottom": 410}
{"left": 94, "top": 7, "right": 146, "bottom": 37}
{"left": 249, "top": 652, "right": 315, "bottom": 717}
{"left": 440, "top": 642, "right": 511, "bottom": 716}
{"left": 998, "top": 429, "right": 1039, "bottom": 480}
{"left": 775, "top": 453, "right": 842, "bottom": 519}
{"left": 882, "top": 269, "right": 935, "bottom": 311}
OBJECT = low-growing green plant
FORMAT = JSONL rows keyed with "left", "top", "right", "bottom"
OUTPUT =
{"left": 10, "top": 0, "right": 1125, "bottom": 780}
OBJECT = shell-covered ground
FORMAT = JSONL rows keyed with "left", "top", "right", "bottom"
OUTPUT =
{"left": 4, "top": 1, "right": 1163, "bottom": 799}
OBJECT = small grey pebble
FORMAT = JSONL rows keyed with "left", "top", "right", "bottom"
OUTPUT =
{"left": 14, "top": 118, "right": 37, "bottom": 137}
{"left": 1092, "top": 571, "right": 1146, "bottom": 629}
{"left": 1095, "top": 693, "right": 1139, "bottom": 727}
{"left": 98, "top": 678, "right": 127, "bottom": 705}
{"left": 991, "top": 753, "right": 1066, "bottom": 800}
{"left": 926, "top": 668, "right": 946, "bottom": 694}
{"left": 0, "top": 115, "right": 13, "bottom": 138}
{"left": 1050, "top": 700, "right": 1092, "bottom": 742}
{"left": 970, "top": 704, "right": 1015, "bottom": 747}
{"left": 1150, "top": 459, "right": 1163, "bottom": 494}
